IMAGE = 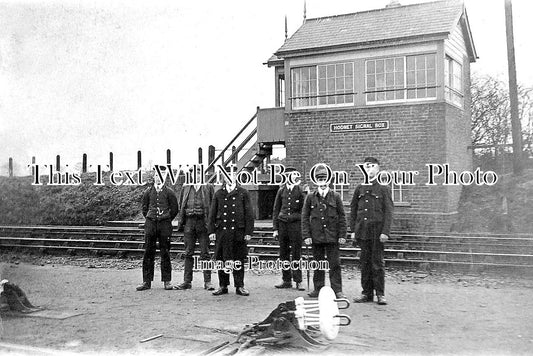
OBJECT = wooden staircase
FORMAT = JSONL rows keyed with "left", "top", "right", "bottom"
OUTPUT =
{"left": 205, "top": 107, "right": 285, "bottom": 183}
{"left": 238, "top": 143, "right": 273, "bottom": 172}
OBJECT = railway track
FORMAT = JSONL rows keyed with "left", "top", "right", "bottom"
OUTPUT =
{"left": 1, "top": 225, "right": 533, "bottom": 273}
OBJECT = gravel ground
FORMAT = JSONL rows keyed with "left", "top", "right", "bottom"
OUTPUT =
{"left": 0, "top": 252, "right": 532, "bottom": 355}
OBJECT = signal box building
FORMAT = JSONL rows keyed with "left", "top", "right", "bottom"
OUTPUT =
{"left": 258, "top": 0, "right": 477, "bottom": 230}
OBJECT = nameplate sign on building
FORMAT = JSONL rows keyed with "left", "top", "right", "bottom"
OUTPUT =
{"left": 330, "top": 121, "right": 389, "bottom": 133}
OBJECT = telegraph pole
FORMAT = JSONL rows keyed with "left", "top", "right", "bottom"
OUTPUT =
{"left": 505, "top": 0, "right": 523, "bottom": 174}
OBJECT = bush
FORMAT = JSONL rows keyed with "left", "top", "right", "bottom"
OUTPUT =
{"left": 0, "top": 173, "right": 154, "bottom": 226}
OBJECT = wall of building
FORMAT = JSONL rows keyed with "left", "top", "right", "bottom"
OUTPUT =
{"left": 442, "top": 52, "right": 472, "bottom": 213}
{"left": 283, "top": 101, "right": 471, "bottom": 231}
{"left": 445, "top": 22, "right": 467, "bottom": 64}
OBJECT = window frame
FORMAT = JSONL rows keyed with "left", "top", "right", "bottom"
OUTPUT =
{"left": 391, "top": 183, "right": 411, "bottom": 206}
{"left": 290, "top": 61, "right": 355, "bottom": 110}
{"left": 444, "top": 55, "right": 464, "bottom": 108}
{"left": 278, "top": 73, "right": 285, "bottom": 107}
{"left": 365, "top": 53, "right": 438, "bottom": 105}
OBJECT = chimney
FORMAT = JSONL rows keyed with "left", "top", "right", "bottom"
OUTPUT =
{"left": 386, "top": 0, "right": 401, "bottom": 8}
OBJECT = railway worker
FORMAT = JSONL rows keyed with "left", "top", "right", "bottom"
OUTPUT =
{"left": 301, "top": 164, "right": 347, "bottom": 299}
{"left": 208, "top": 174, "right": 254, "bottom": 296}
{"left": 136, "top": 171, "right": 178, "bottom": 291}
{"left": 272, "top": 167, "right": 306, "bottom": 290}
{"left": 174, "top": 167, "right": 215, "bottom": 291}
{"left": 350, "top": 157, "right": 393, "bottom": 305}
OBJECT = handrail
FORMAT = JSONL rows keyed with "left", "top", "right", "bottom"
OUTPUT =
{"left": 207, "top": 127, "right": 258, "bottom": 184}
{"left": 222, "top": 128, "right": 257, "bottom": 168}
{"left": 204, "top": 107, "right": 259, "bottom": 174}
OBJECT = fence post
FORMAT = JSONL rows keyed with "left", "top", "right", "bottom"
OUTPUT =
{"left": 137, "top": 151, "right": 142, "bottom": 170}
{"left": 198, "top": 147, "right": 203, "bottom": 164}
{"left": 208, "top": 145, "right": 215, "bottom": 174}
{"left": 166, "top": 149, "right": 171, "bottom": 165}
{"left": 109, "top": 152, "right": 113, "bottom": 172}
{"left": 232, "top": 145, "right": 237, "bottom": 164}
{"left": 56, "top": 155, "right": 61, "bottom": 172}
{"left": 31, "top": 156, "right": 36, "bottom": 177}
{"left": 8, "top": 157, "right": 13, "bottom": 177}
{"left": 82, "top": 154, "right": 87, "bottom": 173}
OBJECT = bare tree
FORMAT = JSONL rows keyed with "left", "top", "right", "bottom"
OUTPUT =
{"left": 522, "top": 107, "right": 533, "bottom": 155}
{"left": 471, "top": 74, "right": 533, "bottom": 157}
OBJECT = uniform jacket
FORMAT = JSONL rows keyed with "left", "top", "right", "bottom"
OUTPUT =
{"left": 272, "top": 184, "right": 306, "bottom": 230}
{"left": 349, "top": 180, "right": 393, "bottom": 238}
{"left": 142, "top": 185, "right": 178, "bottom": 221}
{"left": 177, "top": 184, "right": 214, "bottom": 229}
{"left": 207, "top": 185, "right": 254, "bottom": 236}
{"left": 301, "top": 190, "right": 347, "bottom": 244}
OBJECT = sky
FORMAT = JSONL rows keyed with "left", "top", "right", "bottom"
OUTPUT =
{"left": 0, "top": 0, "right": 532, "bottom": 175}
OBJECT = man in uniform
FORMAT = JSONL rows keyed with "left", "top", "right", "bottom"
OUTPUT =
{"left": 272, "top": 167, "right": 306, "bottom": 290}
{"left": 137, "top": 172, "right": 178, "bottom": 291}
{"left": 208, "top": 175, "right": 254, "bottom": 296}
{"left": 350, "top": 157, "right": 393, "bottom": 305}
{"left": 174, "top": 167, "right": 215, "bottom": 291}
{"left": 301, "top": 165, "right": 347, "bottom": 299}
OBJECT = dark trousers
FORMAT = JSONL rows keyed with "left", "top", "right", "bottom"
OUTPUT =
{"left": 279, "top": 220, "right": 303, "bottom": 283}
{"left": 312, "top": 242, "right": 342, "bottom": 294}
{"left": 215, "top": 228, "right": 247, "bottom": 288}
{"left": 359, "top": 226, "right": 385, "bottom": 296}
{"left": 183, "top": 216, "right": 211, "bottom": 283}
{"left": 142, "top": 218, "right": 172, "bottom": 282}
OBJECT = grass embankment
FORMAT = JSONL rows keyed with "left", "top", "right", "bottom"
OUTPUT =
{"left": 0, "top": 173, "right": 146, "bottom": 225}
{"left": 454, "top": 169, "right": 533, "bottom": 233}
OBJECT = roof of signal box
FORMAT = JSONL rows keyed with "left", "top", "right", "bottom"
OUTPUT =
{"left": 270, "top": 0, "right": 476, "bottom": 62}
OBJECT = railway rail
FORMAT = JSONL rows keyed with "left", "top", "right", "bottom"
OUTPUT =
{"left": 1, "top": 225, "right": 533, "bottom": 273}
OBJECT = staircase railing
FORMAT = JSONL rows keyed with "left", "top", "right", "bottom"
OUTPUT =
{"left": 205, "top": 107, "right": 259, "bottom": 183}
